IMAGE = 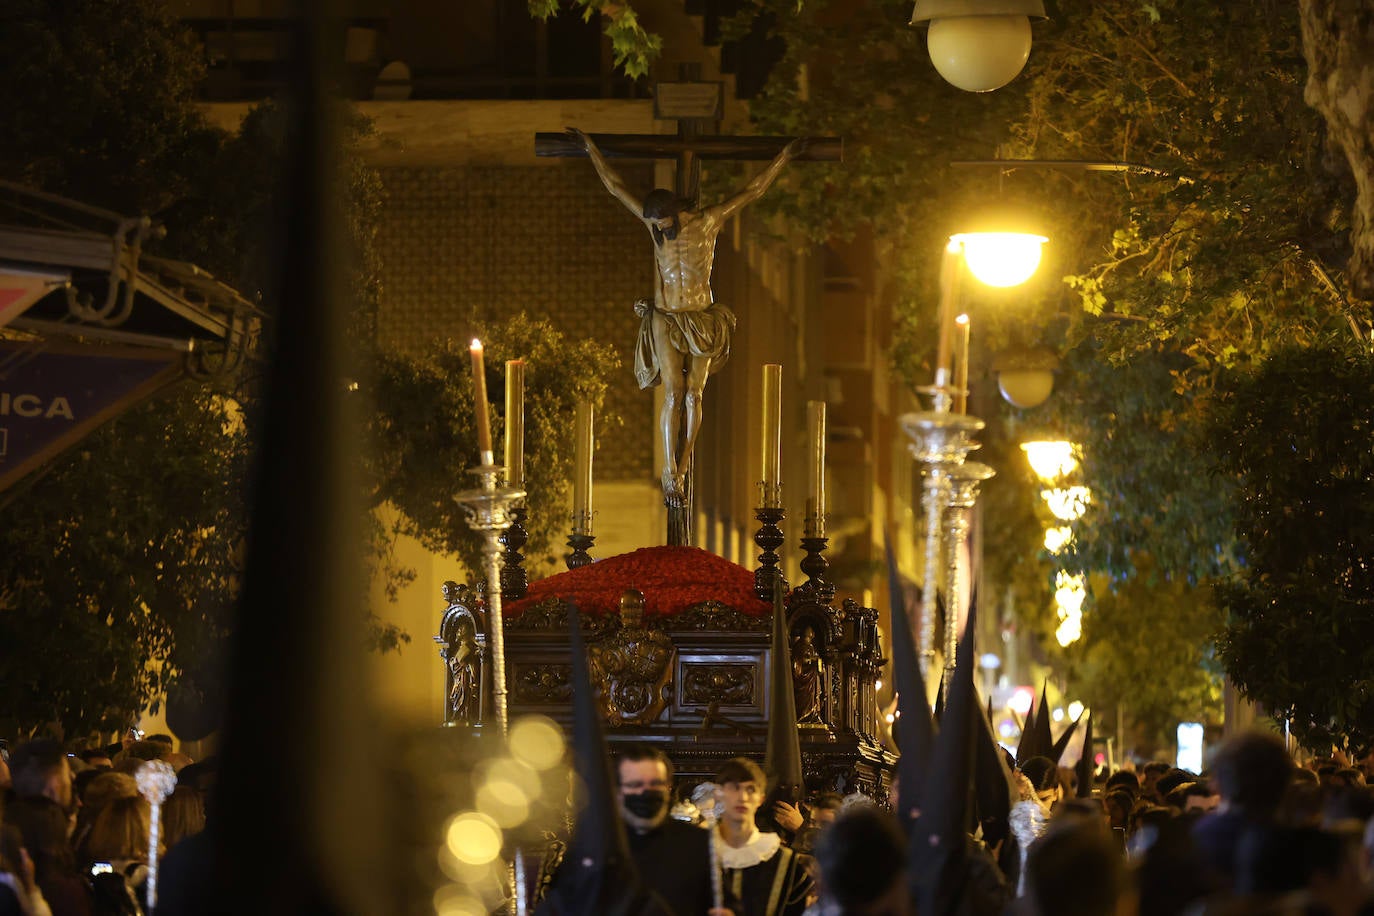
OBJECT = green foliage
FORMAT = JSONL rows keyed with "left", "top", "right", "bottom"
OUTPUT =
{"left": 369, "top": 314, "right": 622, "bottom": 581}
{"left": 1211, "top": 342, "right": 1374, "bottom": 751}
{"left": 1013, "top": 0, "right": 1358, "bottom": 393}
{"left": 1039, "top": 345, "right": 1239, "bottom": 584}
{"left": 0, "top": 0, "right": 217, "bottom": 216}
{"left": 0, "top": 387, "right": 247, "bottom": 737}
{"left": 526, "top": 0, "right": 662, "bottom": 79}
{"left": 1060, "top": 561, "right": 1224, "bottom": 749}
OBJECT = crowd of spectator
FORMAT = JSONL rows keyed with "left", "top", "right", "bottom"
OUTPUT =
{"left": 0, "top": 734, "right": 209, "bottom": 916}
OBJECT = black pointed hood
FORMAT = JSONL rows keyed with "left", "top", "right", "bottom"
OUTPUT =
{"left": 1051, "top": 714, "right": 1081, "bottom": 765}
{"left": 972, "top": 688, "right": 1017, "bottom": 851}
{"left": 1075, "top": 713, "right": 1096, "bottom": 798}
{"left": 541, "top": 601, "right": 643, "bottom": 915}
{"left": 1017, "top": 681, "right": 1056, "bottom": 766}
{"left": 885, "top": 540, "right": 936, "bottom": 834}
{"left": 765, "top": 578, "right": 805, "bottom": 797}
{"left": 911, "top": 588, "right": 979, "bottom": 915}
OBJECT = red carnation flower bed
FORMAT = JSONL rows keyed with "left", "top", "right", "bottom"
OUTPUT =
{"left": 504, "top": 546, "right": 771, "bottom": 618}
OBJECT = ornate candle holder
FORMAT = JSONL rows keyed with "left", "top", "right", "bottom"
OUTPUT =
{"left": 754, "top": 482, "right": 787, "bottom": 601}
{"left": 499, "top": 506, "right": 529, "bottom": 600}
{"left": 454, "top": 462, "right": 525, "bottom": 737}
{"left": 900, "top": 408, "right": 984, "bottom": 678}
{"left": 796, "top": 516, "right": 836, "bottom": 606}
{"left": 567, "top": 509, "right": 595, "bottom": 569}
{"left": 941, "top": 460, "right": 995, "bottom": 691}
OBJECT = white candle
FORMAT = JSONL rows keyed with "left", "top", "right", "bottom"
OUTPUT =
{"left": 470, "top": 339, "right": 493, "bottom": 462}
{"left": 572, "top": 401, "right": 593, "bottom": 531}
{"left": 504, "top": 359, "right": 525, "bottom": 487}
{"left": 761, "top": 364, "right": 782, "bottom": 506}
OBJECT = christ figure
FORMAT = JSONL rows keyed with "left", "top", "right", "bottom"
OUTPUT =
{"left": 567, "top": 127, "right": 802, "bottom": 508}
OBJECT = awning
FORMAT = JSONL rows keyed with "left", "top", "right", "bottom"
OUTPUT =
{"left": 0, "top": 180, "right": 260, "bottom": 361}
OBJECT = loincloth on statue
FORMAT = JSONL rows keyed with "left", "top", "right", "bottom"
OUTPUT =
{"left": 633, "top": 299, "right": 737, "bottom": 390}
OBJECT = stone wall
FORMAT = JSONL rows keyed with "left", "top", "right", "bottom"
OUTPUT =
{"left": 374, "top": 161, "right": 656, "bottom": 481}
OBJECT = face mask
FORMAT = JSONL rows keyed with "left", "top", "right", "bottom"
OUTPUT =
{"left": 622, "top": 789, "right": 668, "bottom": 820}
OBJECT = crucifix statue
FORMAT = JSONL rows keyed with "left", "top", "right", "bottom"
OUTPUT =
{"left": 536, "top": 76, "right": 841, "bottom": 545}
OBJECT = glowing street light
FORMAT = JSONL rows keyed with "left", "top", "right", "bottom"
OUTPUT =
{"left": 1054, "top": 571, "right": 1086, "bottom": 647}
{"left": 952, "top": 231, "right": 1049, "bottom": 288}
{"left": 1043, "top": 525, "right": 1073, "bottom": 554}
{"left": 1043, "top": 486, "right": 1092, "bottom": 522}
{"left": 1021, "top": 440, "right": 1079, "bottom": 481}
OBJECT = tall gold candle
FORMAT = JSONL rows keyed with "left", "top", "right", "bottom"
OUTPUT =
{"left": 572, "top": 401, "right": 593, "bottom": 532}
{"left": 954, "top": 313, "right": 970, "bottom": 414}
{"left": 761, "top": 364, "right": 782, "bottom": 507}
{"left": 806, "top": 400, "right": 826, "bottom": 536}
{"left": 504, "top": 359, "right": 525, "bottom": 487}
{"left": 469, "top": 339, "right": 493, "bottom": 463}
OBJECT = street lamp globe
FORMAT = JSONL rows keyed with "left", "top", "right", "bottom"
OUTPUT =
{"left": 953, "top": 231, "right": 1048, "bottom": 287}
{"left": 910, "top": 0, "right": 1047, "bottom": 93}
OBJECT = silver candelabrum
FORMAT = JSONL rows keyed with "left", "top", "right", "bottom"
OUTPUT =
{"left": 454, "top": 462, "right": 526, "bottom": 737}
{"left": 900, "top": 407, "right": 985, "bottom": 681}
{"left": 941, "top": 460, "right": 995, "bottom": 692}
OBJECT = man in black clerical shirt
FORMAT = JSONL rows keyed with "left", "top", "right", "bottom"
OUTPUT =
{"left": 616, "top": 745, "right": 724, "bottom": 916}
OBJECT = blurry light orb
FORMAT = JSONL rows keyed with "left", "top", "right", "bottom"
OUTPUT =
{"left": 1043, "top": 526, "right": 1073, "bottom": 554}
{"left": 1068, "top": 700, "right": 1085, "bottom": 720}
{"left": 1055, "top": 617, "right": 1082, "bottom": 646}
{"left": 926, "top": 15, "right": 1032, "bottom": 92}
{"left": 1021, "top": 441, "right": 1078, "bottom": 481}
{"left": 1043, "top": 486, "right": 1092, "bottom": 521}
{"left": 953, "top": 232, "right": 1047, "bottom": 287}
{"left": 1051, "top": 707, "right": 1065, "bottom": 723}
{"left": 475, "top": 778, "right": 530, "bottom": 828}
{"left": 433, "top": 886, "right": 488, "bottom": 916}
{"left": 1008, "top": 688, "right": 1034, "bottom": 716}
{"left": 475, "top": 756, "right": 541, "bottom": 800}
{"left": 1054, "top": 571, "right": 1087, "bottom": 617}
{"left": 509, "top": 715, "right": 565, "bottom": 771}
{"left": 445, "top": 813, "right": 503, "bottom": 866}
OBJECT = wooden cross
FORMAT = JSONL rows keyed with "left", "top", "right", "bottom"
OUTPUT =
{"left": 534, "top": 73, "right": 841, "bottom": 202}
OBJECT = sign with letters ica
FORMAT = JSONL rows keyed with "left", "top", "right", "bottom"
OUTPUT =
{"left": 0, "top": 341, "right": 182, "bottom": 491}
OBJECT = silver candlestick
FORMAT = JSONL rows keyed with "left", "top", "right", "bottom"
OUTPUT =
{"left": 900, "top": 406, "right": 984, "bottom": 680}
{"left": 942, "top": 460, "right": 995, "bottom": 692}
{"left": 454, "top": 462, "right": 526, "bottom": 736}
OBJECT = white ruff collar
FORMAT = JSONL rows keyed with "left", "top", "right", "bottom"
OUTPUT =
{"left": 717, "top": 829, "right": 782, "bottom": 869}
